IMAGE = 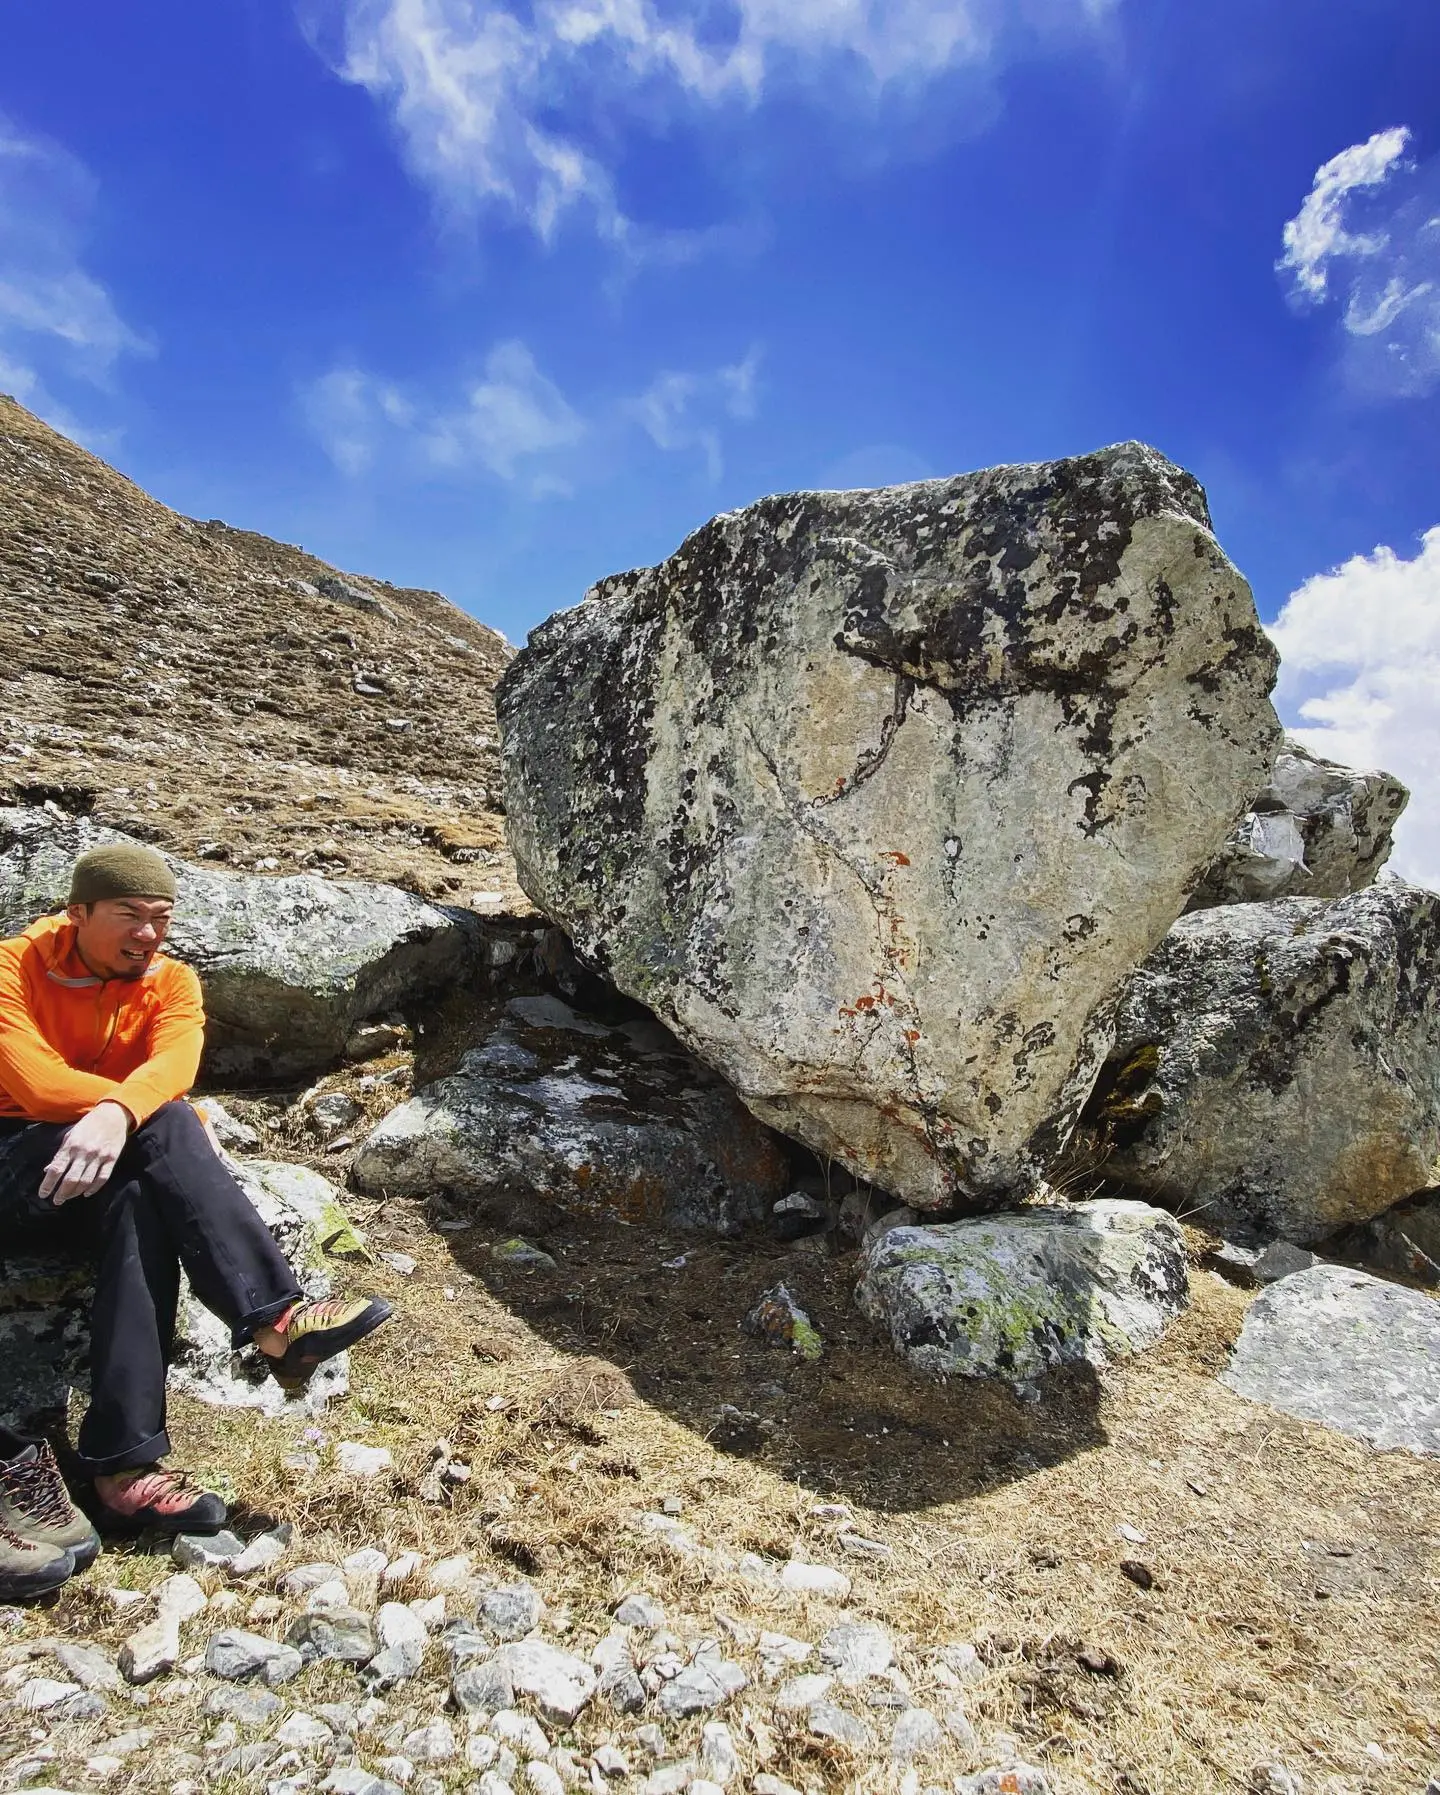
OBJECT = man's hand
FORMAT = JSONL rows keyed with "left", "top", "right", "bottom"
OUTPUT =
{"left": 40, "top": 1101, "right": 132, "bottom": 1205}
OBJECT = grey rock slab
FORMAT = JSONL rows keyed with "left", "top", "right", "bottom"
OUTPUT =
{"left": 274, "top": 1712, "right": 335, "bottom": 1749}
{"left": 118, "top": 1616, "right": 182, "bottom": 1686}
{"left": 204, "top": 1684, "right": 284, "bottom": 1726}
{"left": 497, "top": 443, "right": 1281, "bottom": 1208}
{"left": 451, "top": 1660, "right": 515, "bottom": 1717}
{"left": 400, "top": 1719, "right": 455, "bottom": 1764}
{"left": 773, "top": 1674, "right": 834, "bottom": 1712}
{"left": 818, "top": 1623, "right": 894, "bottom": 1681}
{"left": 805, "top": 1701, "right": 872, "bottom": 1748}
{"left": 597, "top": 1664, "right": 646, "bottom": 1713}
{"left": 0, "top": 806, "right": 479, "bottom": 1081}
{"left": 891, "top": 1707, "right": 944, "bottom": 1761}
{"left": 1222, "top": 1264, "right": 1440, "bottom": 1455}
{"left": 655, "top": 1655, "right": 748, "bottom": 1717}
{"left": 1191, "top": 737, "right": 1408, "bottom": 909}
{"left": 174, "top": 1530, "right": 247, "bottom": 1570}
{"left": 286, "top": 1607, "right": 377, "bottom": 1665}
{"left": 48, "top": 1641, "right": 123, "bottom": 1693}
{"left": 613, "top": 1593, "right": 665, "bottom": 1629}
{"left": 1071, "top": 884, "right": 1440, "bottom": 1243}
{"left": 857, "top": 1198, "right": 1188, "bottom": 1383}
{"left": 494, "top": 1640, "right": 597, "bottom": 1724}
{"left": 477, "top": 1581, "right": 544, "bottom": 1641}
{"left": 697, "top": 1722, "right": 739, "bottom": 1786}
{"left": 205, "top": 1630, "right": 305, "bottom": 1685}
{"left": 352, "top": 995, "right": 789, "bottom": 1236}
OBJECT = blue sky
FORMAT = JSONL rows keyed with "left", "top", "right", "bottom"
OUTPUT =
{"left": 3, "top": 1, "right": 1438, "bottom": 876}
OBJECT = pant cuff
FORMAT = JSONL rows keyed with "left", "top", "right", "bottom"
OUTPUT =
{"left": 74, "top": 1427, "right": 172, "bottom": 1477}
{"left": 232, "top": 1290, "right": 304, "bottom": 1348}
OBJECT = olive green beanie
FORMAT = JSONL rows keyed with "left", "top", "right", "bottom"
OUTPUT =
{"left": 68, "top": 844, "right": 178, "bottom": 906}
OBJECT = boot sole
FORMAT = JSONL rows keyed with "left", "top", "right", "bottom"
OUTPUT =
{"left": 0, "top": 1548, "right": 76, "bottom": 1601}
{"left": 266, "top": 1297, "right": 393, "bottom": 1395}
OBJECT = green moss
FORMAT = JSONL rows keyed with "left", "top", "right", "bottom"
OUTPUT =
{"left": 789, "top": 1316, "right": 824, "bottom": 1362}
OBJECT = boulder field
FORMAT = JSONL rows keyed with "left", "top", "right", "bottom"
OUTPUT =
{"left": 497, "top": 442, "right": 1283, "bottom": 1213}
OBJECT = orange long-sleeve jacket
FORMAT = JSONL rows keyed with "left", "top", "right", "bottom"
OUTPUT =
{"left": 0, "top": 914, "right": 205, "bottom": 1126}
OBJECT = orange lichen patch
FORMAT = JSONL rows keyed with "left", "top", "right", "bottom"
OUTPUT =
{"left": 881, "top": 851, "right": 912, "bottom": 867}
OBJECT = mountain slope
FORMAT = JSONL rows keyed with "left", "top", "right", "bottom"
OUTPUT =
{"left": 0, "top": 395, "right": 520, "bottom": 905}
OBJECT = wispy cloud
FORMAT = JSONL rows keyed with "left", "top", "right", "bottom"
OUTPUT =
{"left": 1278, "top": 126, "right": 1440, "bottom": 398}
{"left": 0, "top": 114, "right": 150, "bottom": 431}
{"left": 304, "top": 0, "right": 1112, "bottom": 245}
{"left": 1270, "top": 528, "right": 1440, "bottom": 889}
{"left": 300, "top": 337, "right": 757, "bottom": 489}
{"left": 625, "top": 347, "right": 760, "bottom": 479}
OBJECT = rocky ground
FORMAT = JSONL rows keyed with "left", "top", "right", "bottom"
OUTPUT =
{"left": 0, "top": 396, "right": 521, "bottom": 908}
{"left": 1, "top": 1041, "right": 1437, "bottom": 1795}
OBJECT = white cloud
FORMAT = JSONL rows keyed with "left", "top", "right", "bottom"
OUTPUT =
{"left": 0, "top": 115, "right": 149, "bottom": 422}
{"left": 301, "top": 337, "right": 758, "bottom": 489}
{"left": 625, "top": 346, "right": 760, "bottom": 479}
{"left": 1277, "top": 126, "right": 1440, "bottom": 398}
{"left": 1270, "top": 529, "right": 1440, "bottom": 890}
{"left": 302, "top": 340, "right": 583, "bottom": 487}
{"left": 305, "top": 0, "right": 1111, "bottom": 242}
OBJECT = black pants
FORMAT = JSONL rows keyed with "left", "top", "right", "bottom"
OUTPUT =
{"left": 0, "top": 1101, "right": 302, "bottom": 1474}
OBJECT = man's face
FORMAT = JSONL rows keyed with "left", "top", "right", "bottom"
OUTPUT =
{"left": 67, "top": 898, "right": 175, "bottom": 981}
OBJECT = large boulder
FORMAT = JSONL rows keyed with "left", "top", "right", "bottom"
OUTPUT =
{"left": 855, "top": 1198, "right": 1188, "bottom": 1384}
{"left": 1223, "top": 1264, "right": 1440, "bottom": 1457}
{"left": 0, "top": 807, "right": 477, "bottom": 1079}
{"left": 497, "top": 444, "right": 1281, "bottom": 1210}
{"left": 1071, "top": 884, "right": 1440, "bottom": 1243}
{"left": 1189, "top": 737, "right": 1408, "bottom": 909}
{"left": 0, "top": 1156, "right": 351, "bottom": 1434}
{"left": 351, "top": 993, "right": 790, "bottom": 1234}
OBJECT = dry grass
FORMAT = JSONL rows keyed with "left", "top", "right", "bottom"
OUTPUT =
{"left": 3, "top": 1157, "right": 1437, "bottom": 1795}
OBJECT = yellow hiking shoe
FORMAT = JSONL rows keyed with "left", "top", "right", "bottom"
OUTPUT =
{"left": 263, "top": 1293, "right": 393, "bottom": 1394}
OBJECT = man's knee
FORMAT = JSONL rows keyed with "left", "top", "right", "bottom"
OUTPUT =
{"left": 134, "top": 1100, "right": 206, "bottom": 1150}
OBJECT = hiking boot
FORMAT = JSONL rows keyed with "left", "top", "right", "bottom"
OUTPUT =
{"left": 0, "top": 1514, "right": 75, "bottom": 1602}
{"left": 0, "top": 1441, "right": 101, "bottom": 1571}
{"left": 91, "top": 1465, "right": 227, "bottom": 1536}
{"left": 262, "top": 1293, "right": 393, "bottom": 1395}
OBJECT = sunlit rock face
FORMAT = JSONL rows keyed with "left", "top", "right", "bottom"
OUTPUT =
{"left": 498, "top": 443, "right": 1281, "bottom": 1210}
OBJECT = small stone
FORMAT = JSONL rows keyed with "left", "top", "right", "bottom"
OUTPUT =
{"left": 891, "top": 1708, "right": 943, "bottom": 1762}
{"left": 88, "top": 1754, "right": 125, "bottom": 1779}
{"left": 613, "top": 1593, "right": 665, "bottom": 1629}
{"left": 276, "top": 1713, "right": 336, "bottom": 1749}
{"left": 1249, "top": 1767, "right": 1304, "bottom": 1795}
{"left": 374, "top": 1602, "right": 428, "bottom": 1667}
{"left": 640, "top": 1764, "right": 697, "bottom": 1795}
{"left": 744, "top": 1283, "right": 823, "bottom": 1361}
{"left": 119, "top": 1617, "right": 182, "bottom": 1685}
{"left": 409, "top": 1596, "right": 445, "bottom": 1632}
{"left": 50, "top": 1640, "right": 124, "bottom": 1693}
{"left": 634, "top": 1723, "right": 667, "bottom": 1758}
{"left": 452, "top": 1661, "right": 514, "bottom": 1717}
{"left": 102, "top": 1728, "right": 153, "bottom": 1756}
{"left": 206, "top": 1685, "right": 285, "bottom": 1726}
{"left": 697, "top": 1721, "right": 739, "bottom": 1786}
{"left": 933, "top": 1641, "right": 984, "bottom": 1685}
{"left": 18, "top": 1675, "right": 84, "bottom": 1710}
{"left": 382, "top": 1553, "right": 423, "bottom": 1585}
{"left": 523, "top": 1763, "right": 564, "bottom": 1795}
{"left": 774, "top": 1674, "right": 835, "bottom": 1711}
{"left": 493, "top": 1639, "right": 597, "bottom": 1724}
{"left": 592, "top": 1744, "right": 629, "bottom": 1778}
{"left": 479, "top": 1582, "right": 544, "bottom": 1641}
{"left": 102, "top": 1586, "right": 148, "bottom": 1614}
{"left": 310, "top": 1091, "right": 363, "bottom": 1136}
{"left": 424, "top": 1553, "right": 474, "bottom": 1592}
{"left": 753, "top": 1779, "right": 802, "bottom": 1795}
{"left": 205, "top": 1630, "right": 304, "bottom": 1686}
{"left": 207, "top": 1722, "right": 241, "bottom": 1752}
{"left": 250, "top": 1596, "right": 285, "bottom": 1624}
{"left": 1253, "top": 1242, "right": 1321, "bottom": 1284}
{"left": 474, "top": 1776, "right": 516, "bottom": 1795}
{"left": 598, "top": 1665, "right": 646, "bottom": 1713}
{"left": 400, "top": 1718, "right": 455, "bottom": 1764}
{"left": 490, "top": 1238, "right": 559, "bottom": 1272}
{"left": 280, "top": 1564, "right": 348, "bottom": 1598}
{"left": 344, "top": 1548, "right": 390, "bottom": 1577}
{"left": 231, "top": 1529, "right": 293, "bottom": 1578}
{"left": 780, "top": 1561, "right": 851, "bottom": 1599}
{"left": 491, "top": 1709, "right": 552, "bottom": 1756}
{"left": 806, "top": 1702, "right": 872, "bottom": 1748}
{"left": 1116, "top": 1523, "right": 1147, "bottom": 1545}
{"left": 466, "top": 1735, "right": 500, "bottom": 1771}
{"left": 378, "top": 1251, "right": 418, "bottom": 1275}
{"left": 174, "top": 1530, "right": 247, "bottom": 1570}
{"left": 819, "top": 1622, "right": 893, "bottom": 1681}
{"left": 944, "top": 1705, "right": 979, "bottom": 1749}
{"left": 337, "top": 1443, "right": 393, "bottom": 1476}
{"left": 287, "top": 1608, "right": 378, "bottom": 1665}
{"left": 656, "top": 1654, "right": 748, "bottom": 1717}
{"left": 377, "top": 1758, "right": 414, "bottom": 1786}
{"left": 308, "top": 1578, "right": 355, "bottom": 1612}
{"left": 1120, "top": 1560, "right": 1154, "bottom": 1590}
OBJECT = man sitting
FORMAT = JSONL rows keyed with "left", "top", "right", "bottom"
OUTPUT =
{"left": 0, "top": 843, "right": 391, "bottom": 1598}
